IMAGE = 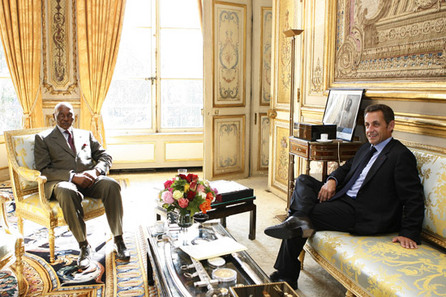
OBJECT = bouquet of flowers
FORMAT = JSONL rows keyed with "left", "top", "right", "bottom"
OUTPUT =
{"left": 159, "top": 173, "right": 218, "bottom": 217}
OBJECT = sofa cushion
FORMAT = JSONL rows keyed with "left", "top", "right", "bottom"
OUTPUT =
{"left": 411, "top": 148, "right": 446, "bottom": 248}
{"left": 307, "top": 231, "right": 446, "bottom": 297}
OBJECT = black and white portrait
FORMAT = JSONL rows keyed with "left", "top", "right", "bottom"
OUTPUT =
{"left": 323, "top": 89, "right": 363, "bottom": 141}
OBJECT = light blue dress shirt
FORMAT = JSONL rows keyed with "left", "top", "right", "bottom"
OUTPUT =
{"left": 346, "top": 137, "right": 393, "bottom": 198}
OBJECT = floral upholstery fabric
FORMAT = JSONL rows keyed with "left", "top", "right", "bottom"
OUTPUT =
{"left": 11, "top": 134, "right": 38, "bottom": 191}
{"left": 18, "top": 194, "right": 104, "bottom": 219}
{"left": 412, "top": 149, "right": 446, "bottom": 246}
{"left": 308, "top": 231, "right": 446, "bottom": 297}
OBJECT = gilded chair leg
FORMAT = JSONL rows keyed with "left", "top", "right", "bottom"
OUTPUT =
{"left": 13, "top": 236, "right": 28, "bottom": 297}
{"left": 49, "top": 227, "right": 56, "bottom": 263}
{"left": 17, "top": 216, "right": 24, "bottom": 234}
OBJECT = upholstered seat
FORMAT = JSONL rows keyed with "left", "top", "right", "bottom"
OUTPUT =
{"left": 0, "top": 192, "right": 27, "bottom": 296}
{"left": 303, "top": 145, "right": 446, "bottom": 297}
{"left": 4, "top": 128, "right": 105, "bottom": 263}
{"left": 307, "top": 232, "right": 446, "bottom": 297}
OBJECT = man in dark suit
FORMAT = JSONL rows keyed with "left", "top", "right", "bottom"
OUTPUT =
{"left": 265, "top": 104, "right": 424, "bottom": 289}
{"left": 34, "top": 102, "right": 130, "bottom": 270}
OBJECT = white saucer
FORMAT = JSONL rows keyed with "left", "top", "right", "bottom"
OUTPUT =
{"left": 316, "top": 139, "right": 333, "bottom": 143}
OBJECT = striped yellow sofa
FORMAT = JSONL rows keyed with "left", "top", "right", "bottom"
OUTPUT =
{"left": 304, "top": 144, "right": 446, "bottom": 297}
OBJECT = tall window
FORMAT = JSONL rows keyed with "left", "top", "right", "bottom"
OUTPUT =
{"left": 0, "top": 42, "right": 22, "bottom": 134}
{"left": 102, "top": 0, "right": 203, "bottom": 132}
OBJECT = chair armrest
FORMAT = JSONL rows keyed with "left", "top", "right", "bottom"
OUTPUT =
{"left": 16, "top": 167, "right": 47, "bottom": 184}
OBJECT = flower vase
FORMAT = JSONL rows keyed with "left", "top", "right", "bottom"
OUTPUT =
{"left": 177, "top": 210, "right": 193, "bottom": 246}
{"left": 178, "top": 211, "right": 194, "bottom": 228}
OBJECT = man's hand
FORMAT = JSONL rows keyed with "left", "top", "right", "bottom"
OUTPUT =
{"left": 72, "top": 170, "right": 98, "bottom": 189}
{"left": 392, "top": 236, "right": 418, "bottom": 249}
{"left": 318, "top": 179, "right": 336, "bottom": 202}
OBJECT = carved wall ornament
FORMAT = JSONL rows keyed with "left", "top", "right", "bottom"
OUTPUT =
{"left": 335, "top": 0, "right": 446, "bottom": 81}
{"left": 280, "top": 10, "right": 292, "bottom": 93}
{"left": 277, "top": 1, "right": 295, "bottom": 105}
{"left": 214, "top": 2, "right": 246, "bottom": 107}
{"left": 260, "top": 8, "right": 273, "bottom": 106}
{"left": 311, "top": 57, "right": 323, "bottom": 93}
{"left": 42, "top": 0, "right": 79, "bottom": 96}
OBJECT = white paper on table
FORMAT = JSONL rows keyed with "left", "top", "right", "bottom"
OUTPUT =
{"left": 179, "top": 236, "right": 247, "bottom": 260}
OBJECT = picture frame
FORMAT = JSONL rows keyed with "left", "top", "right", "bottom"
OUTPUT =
{"left": 323, "top": 89, "right": 364, "bottom": 141}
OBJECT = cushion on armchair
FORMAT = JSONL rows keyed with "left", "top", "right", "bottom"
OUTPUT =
{"left": 18, "top": 194, "right": 105, "bottom": 220}
{"left": 11, "top": 134, "right": 38, "bottom": 191}
{"left": 412, "top": 149, "right": 446, "bottom": 248}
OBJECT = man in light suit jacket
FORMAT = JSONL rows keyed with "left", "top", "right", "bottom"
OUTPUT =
{"left": 264, "top": 104, "right": 424, "bottom": 289}
{"left": 34, "top": 102, "right": 130, "bottom": 270}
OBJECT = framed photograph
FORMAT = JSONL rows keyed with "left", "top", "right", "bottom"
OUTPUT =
{"left": 323, "top": 89, "right": 364, "bottom": 141}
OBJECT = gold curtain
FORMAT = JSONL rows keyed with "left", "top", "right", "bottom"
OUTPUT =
{"left": 76, "top": 0, "right": 126, "bottom": 146}
{"left": 197, "top": 0, "right": 203, "bottom": 33}
{"left": 0, "top": 0, "right": 43, "bottom": 128}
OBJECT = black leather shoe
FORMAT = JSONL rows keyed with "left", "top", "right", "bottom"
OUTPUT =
{"left": 114, "top": 240, "right": 130, "bottom": 262}
{"left": 269, "top": 271, "right": 297, "bottom": 290}
{"left": 77, "top": 244, "right": 91, "bottom": 270}
{"left": 264, "top": 216, "right": 315, "bottom": 240}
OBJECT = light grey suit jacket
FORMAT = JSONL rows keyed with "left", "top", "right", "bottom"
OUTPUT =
{"left": 34, "top": 127, "right": 112, "bottom": 199}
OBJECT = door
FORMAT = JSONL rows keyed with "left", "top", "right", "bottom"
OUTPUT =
{"left": 250, "top": 0, "right": 272, "bottom": 176}
{"left": 203, "top": 0, "right": 252, "bottom": 180}
{"left": 268, "top": 0, "right": 303, "bottom": 198}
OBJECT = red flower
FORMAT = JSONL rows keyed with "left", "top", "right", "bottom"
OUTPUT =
{"left": 187, "top": 191, "right": 196, "bottom": 200}
{"left": 179, "top": 174, "right": 187, "bottom": 180}
{"left": 164, "top": 179, "right": 174, "bottom": 190}
{"left": 190, "top": 181, "right": 198, "bottom": 191}
{"left": 186, "top": 173, "right": 199, "bottom": 183}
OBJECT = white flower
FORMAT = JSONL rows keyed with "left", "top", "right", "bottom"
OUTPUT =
{"left": 173, "top": 190, "right": 183, "bottom": 200}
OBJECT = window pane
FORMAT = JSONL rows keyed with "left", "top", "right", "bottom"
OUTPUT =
{"left": 0, "top": 46, "right": 9, "bottom": 76}
{"left": 114, "top": 28, "right": 152, "bottom": 78}
{"left": 0, "top": 80, "right": 22, "bottom": 133}
{"left": 160, "top": 0, "right": 200, "bottom": 28}
{"left": 161, "top": 80, "right": 203, "bottom": 129}
{"left": 160, "top": 28, "right": 203, "bottom": 78}
{"left": 123, "top": 0, "right": 152, "bottom": 28}
{"left": 103, "top": 79, "right": 151, "bottom": 129}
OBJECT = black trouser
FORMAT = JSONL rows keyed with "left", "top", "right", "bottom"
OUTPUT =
{"left": 274, "top": 175, "right": 356, "bottom": 280}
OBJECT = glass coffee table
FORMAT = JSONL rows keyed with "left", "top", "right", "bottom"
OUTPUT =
{"left": 143, "top": 221, "right": 270, "bottom": 297}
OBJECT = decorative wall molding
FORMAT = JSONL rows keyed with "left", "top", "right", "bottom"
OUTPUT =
{"left": 276, "top": 0, "right": 294, "bottom": 106}
{"left": 212, "top": 115, "right": 245, "bottom": 176}
{"left": 271, "top": 120, "right": 289, "bottom": 192}
{"left": 213, "top": 1, "right": 247, "bottom": 107}
{"left": 258, "top": 113, "right": 270, "bottom": 170}
{"left": 42, "top": 0, "right": 79, "bottom": 97}
{"left": 260, "top": 7, "right": 273, "bottom": 106}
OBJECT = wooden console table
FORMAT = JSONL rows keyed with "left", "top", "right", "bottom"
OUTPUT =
{"left": 287, "top": 137, "right": 363, "bottom": 208}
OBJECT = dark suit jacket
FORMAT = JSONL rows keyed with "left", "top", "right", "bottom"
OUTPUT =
{"left": 34, "top": 127, "right": 112, "bottom": 199}
{"left": 329, "top": 139, "right": 424, "bottom": 243}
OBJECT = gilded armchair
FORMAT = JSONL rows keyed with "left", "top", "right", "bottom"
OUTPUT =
{"left": 0, "top": 192, "right": 27, "bottom": 296}
{"left": 4, "top": 128, "right": 105, "bottom": 263}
